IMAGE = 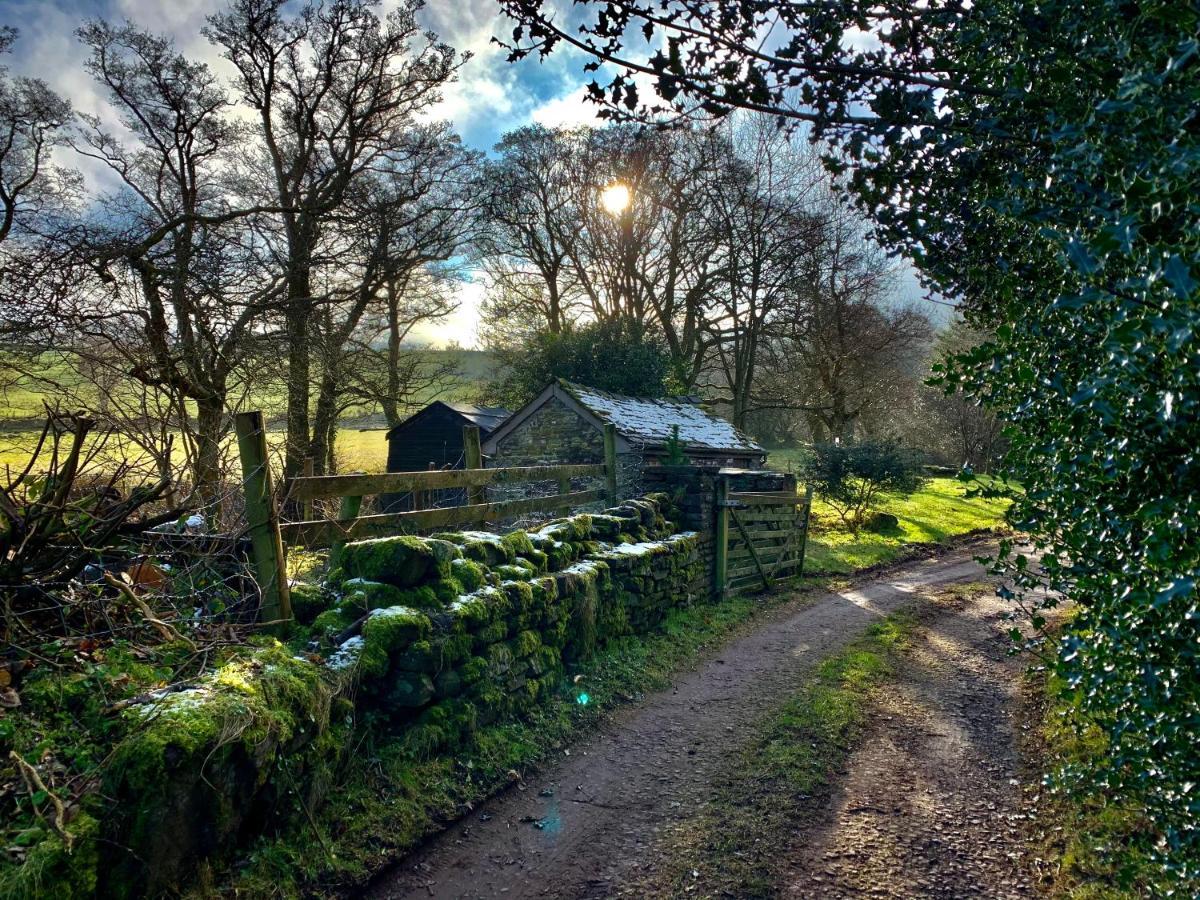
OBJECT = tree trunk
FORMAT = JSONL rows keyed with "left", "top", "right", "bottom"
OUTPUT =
{"left": 309, "top": 363, "right": 340, "bottom": 477}
{"left": 194, "top": 398, "right": 226, "bottom": 521}
{"left": 381, "top": 282, "right": 403, "bottom": 427}
{"left": 284, "top": 304, "right": 311, "bottom": 484}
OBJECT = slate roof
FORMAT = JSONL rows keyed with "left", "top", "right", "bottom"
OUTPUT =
{"left": 385, "top": 401, "right": 510, "bottom": 439}
{"left": 558, "top": 380, "right": 762, "bottom": 454}
{"left": 444, "top": 402, "right": 511, "bottom": 433}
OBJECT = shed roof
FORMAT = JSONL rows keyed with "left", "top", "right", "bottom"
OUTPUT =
{"left": 386, "top": 401, "right": 510, "bottom": 439}
{"left": 445, "top": 402, "right": 510, "bottom": 432}
{"left": 483, "top": 380, "right": 763, "bottom": 456}
{"left": 560, "top": 381, "right": 762, "bottom": 454}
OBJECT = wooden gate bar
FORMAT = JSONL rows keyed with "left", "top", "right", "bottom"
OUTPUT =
{"left": 730, "top": 507, "right": 771, "bottom": 590}
{"left": 281, "top": 489, "right": 606, "bottom": 546}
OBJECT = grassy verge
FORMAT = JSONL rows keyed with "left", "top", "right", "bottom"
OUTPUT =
{"left": 641, "top": 609, "right": 921, "bottom": 898}
{"left": 803, "top": 476, "right": 1011, "bottom": 574}
{"left": 1024, "top": 670, "right": 1158, "bottom": 899}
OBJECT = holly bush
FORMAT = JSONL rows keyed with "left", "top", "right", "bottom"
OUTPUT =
{"left": 804, "top": 441, "right": 926, "bottom": 533}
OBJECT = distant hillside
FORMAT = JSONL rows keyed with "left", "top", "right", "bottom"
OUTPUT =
{"left": 437, "top": 348, "right": 499, "bottom": 386}
{"left": 0, "top": 348, "right": 500, "bottom": 430}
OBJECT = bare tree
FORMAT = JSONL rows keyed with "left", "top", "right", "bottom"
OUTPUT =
{"left": 922, "top": 320, "right": 1005, "bottom": 470}
{"left": 340, "top": 271, "right": 461, "bottom": 430}
{"left": 306, "top": 124, "right": 479, "bottom": 473}
{"left": 478, "top": 126, "right": 584, "bottom": 338}
{"left": 758, "top": 202, "right": 932, "bottom": 442}
{"left": 71, "top": 21, "right": 277, "bottom": 512}
{"left": 478, "top": 124, "right": 725, "bottom": 390}
{"left": 701, "top": 120, "right": 826, "bottom": 428}
{"left": 0, "top": 27, "right": 83, "bottom": 347}
{"left": 204, "top": 0, "right": 462, "bottom": 482}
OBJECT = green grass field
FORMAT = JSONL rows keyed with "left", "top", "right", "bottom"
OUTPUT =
{"left": 801, "top": 477, "right": 1011, "bottom": 574}
{"left": 764, "top": 447, "right": 1011, "bottom": 573}
{"left": 0, "top": 347, "right": 497, "bottom": 477}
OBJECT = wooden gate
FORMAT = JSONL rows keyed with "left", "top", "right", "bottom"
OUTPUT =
{"left": 717, "top": 481, "right": 813, "bottom": 594}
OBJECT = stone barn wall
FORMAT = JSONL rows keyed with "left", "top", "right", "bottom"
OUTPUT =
{"left": 487, "top": 395, "right": 642, "bottom": 500}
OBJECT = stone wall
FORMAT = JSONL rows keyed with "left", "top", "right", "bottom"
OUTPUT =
{"left": 315, "top": 494, "right": 705, "bottom": 754}
{"left": 95, "top": 491, "right": 712, "bottom": 896}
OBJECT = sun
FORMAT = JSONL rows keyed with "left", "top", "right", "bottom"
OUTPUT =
{"left": 599, "top": 182, "right": 631, "bottom": 215}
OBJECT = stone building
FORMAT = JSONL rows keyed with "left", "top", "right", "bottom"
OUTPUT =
{"left": 481, "top": 380, "right": 765, "bottom": 498}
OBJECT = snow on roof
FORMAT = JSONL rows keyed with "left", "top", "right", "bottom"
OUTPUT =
{"left": 560, "top": 380, "right": 762, "bottom": 454}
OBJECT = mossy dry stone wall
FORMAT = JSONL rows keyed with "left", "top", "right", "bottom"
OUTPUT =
{"left": 87, "top": 493, "right": 708, "bottom": 897}
{"left": 313, "top": 493, "right": 704, "bottom": 754}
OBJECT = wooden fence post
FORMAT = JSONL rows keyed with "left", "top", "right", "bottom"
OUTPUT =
{"left": 714, "top": 474, "right": 729, "bottom": 599}
{"left": 234, "top": 411, "right": 292, "bottom": 629}
{"left": 301, "top": 457, "right": 314, "bottom": 522}
{"left": 463, "top": 425, "right": 484, "bottom": 507}
{"left": 603, "top": 423, "right": 618, "bottom": 506}
{"left": 796, "top": 484, "right": 814, "bottom": 576}
{"left": 330, "top": 490, "right": 363, "bottom": 568}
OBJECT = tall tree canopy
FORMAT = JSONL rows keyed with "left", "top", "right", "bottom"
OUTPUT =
{"left": 484, "top": 317, "right": 670, "bottom": 408}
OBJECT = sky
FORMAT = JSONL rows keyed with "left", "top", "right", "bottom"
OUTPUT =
{"left": 0, "top": 0, "right": 942, "bottom": 345}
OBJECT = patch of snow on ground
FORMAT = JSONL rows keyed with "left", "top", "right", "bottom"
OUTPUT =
{"left": 327, "top": 636, "right": 364, "bottom": 671}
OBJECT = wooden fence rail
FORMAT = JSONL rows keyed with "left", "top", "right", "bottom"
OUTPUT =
{"left": 234, "top": 412, "right": 618, "bottom": 624}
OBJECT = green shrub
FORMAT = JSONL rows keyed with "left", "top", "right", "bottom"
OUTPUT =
{"left": 804, "top": 441, "right": 926, "bottom": 533}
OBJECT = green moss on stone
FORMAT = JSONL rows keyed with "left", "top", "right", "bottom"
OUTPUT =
{"left": 337, "top": 579, "right": 410, "bottom": 616}
{"left": 568, "top": 514, "right": 592, "bottom": 540}
{"left": 448, "top": 590, "right": 495, "bottom": 631}
{"left": 341, "top": 536, "right": 451, "bottom": 588}
{"left": 501, "top": 530, "right": 535, "bottom": 557}
{"left": 455, "top": 532, "right": 512, "bottom": 566}
{"left": 503, "top": 580, "right": 535, "bottom": 612}
{"left": 511, "top": 630, "right": 541, "bottom": 658}
{"left": 474, "top": 620, "right": 508, "bottom": 646}
{"left": 359, "top": 607, "right": 431, "bottom": 679}
{"left": 450, "top": 557, "right": 485, "bottom": 591}
{"left": 393, "top": 640, "right": 438, "bottom": 673}
{"left": 526, "top": 548, "right": 548, "bottom": 572}
{"left": 288, "top": 581, "right": 330, "bottom": 626}
{"left": 589, "top": 514, "right": 626, "bottom": 540}
{"left": 311, "top": 607, "right": 356, "bottom": 641}
{"left": 494, "top": 564, "right": 533, "bottom": 582}
{"left": 438, "top": 632, "right": 474, "bottom": 665}
{"left": 458, "top": 656, "right": 488, "bottom": 685}
{"left": 431, "top": 579, "right": 463, "bottom": 606}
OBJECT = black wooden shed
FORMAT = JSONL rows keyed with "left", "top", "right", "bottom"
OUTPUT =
{"left": 381, "top": 401, "right": 510, "bottom": 511}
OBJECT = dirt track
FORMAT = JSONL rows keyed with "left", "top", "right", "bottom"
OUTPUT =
{"left": 782, "top": 585, "right": 1035, "bottom": 898}
{"left": 365, "top": 541, "right": 1002, "bottom": 900}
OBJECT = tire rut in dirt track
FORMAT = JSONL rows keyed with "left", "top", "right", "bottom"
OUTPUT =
{"left": 783, "top": 587, "right": 1036, "bottom": 898}
{"left": 364, "top": 542, "right": 996, "bottom": 900}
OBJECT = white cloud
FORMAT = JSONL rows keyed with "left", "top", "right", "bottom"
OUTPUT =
{"left": 530, "top": 85, "right": 604, "bottom": 129}
{"left": 410, "top": 277, "right": 486, "bottom": 348}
